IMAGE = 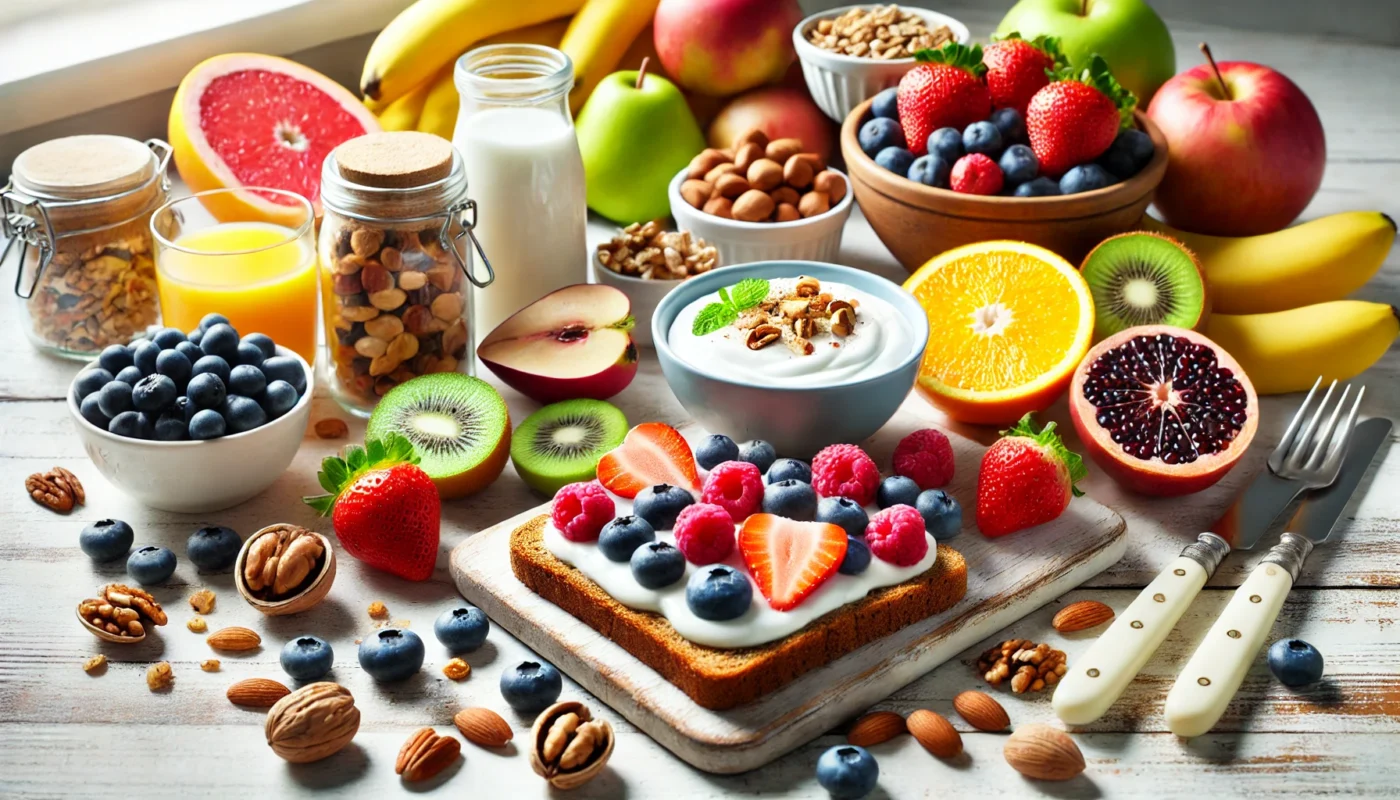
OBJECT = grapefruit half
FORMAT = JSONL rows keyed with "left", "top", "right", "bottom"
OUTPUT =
{"left": 169, "top": 53, "right": 379, "bottom": 224}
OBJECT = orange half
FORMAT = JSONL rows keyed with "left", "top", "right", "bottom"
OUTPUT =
{"left": 903, "top": 241, "right": 1095, "bottom": 425}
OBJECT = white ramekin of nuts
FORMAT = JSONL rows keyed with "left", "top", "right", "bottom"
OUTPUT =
{"left": 793, "top": 4, "right": 970, "bottom": 122}
{"left": 591, "top": 220, "right": 720, "bottom": 346}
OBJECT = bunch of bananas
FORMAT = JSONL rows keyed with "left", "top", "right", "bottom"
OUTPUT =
{"left": 1146, "top": 212, "right": 1398, "bottom": 394}
{"left": 360, "top": 0, "right": 661, "bottom": 139}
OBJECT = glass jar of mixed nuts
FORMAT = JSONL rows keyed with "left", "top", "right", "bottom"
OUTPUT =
{"left": 319, "top": 131, "right": 493, "bottom": 416}
{"left": 3, "top": 135, "right": 170, "bottom": 358}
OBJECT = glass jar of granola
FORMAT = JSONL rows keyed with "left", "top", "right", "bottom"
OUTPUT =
{"left": 3, "top": 135, "right": 170, "bottom": 359}
{"left": 319, "top": 131, "right": 493, "bottom": 416}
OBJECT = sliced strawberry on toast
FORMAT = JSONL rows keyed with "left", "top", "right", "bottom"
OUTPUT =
{"left": 596, "top": 422, "right": 700, "bottom": 499}
{"left": 738, "top": 514, "right": 848, "bottom": 612}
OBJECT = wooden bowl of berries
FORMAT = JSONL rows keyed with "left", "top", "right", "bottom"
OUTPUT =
{"left": 840, "top": 50, "right": 1168, "bottom": 270}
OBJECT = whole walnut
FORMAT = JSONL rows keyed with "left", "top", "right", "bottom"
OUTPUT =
{"left": 265, "top": 682, "right": 360, "bottom": 763}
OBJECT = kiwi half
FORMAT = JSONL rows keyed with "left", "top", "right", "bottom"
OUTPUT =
{"left": 511, "top": 399, "right": 628, "bottom": 496}
{"left": 366, "top": 373, "right": 511, "bottom": 499}
{"left": 1081, "top": 232, "right": 1209, "bottom": 341}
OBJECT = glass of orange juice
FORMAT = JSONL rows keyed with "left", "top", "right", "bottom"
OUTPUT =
{"left": 150, "top": 188, "right": 318, "bottom": 363}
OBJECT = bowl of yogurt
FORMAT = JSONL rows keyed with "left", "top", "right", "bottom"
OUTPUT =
{"left": 653, "top": 261, "right": 929, "bottom": 457}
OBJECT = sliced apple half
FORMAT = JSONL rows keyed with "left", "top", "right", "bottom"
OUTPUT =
{"left": 478, "top": 283, "right": 639, "bottom": 404}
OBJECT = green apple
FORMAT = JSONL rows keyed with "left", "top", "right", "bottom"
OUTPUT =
{"left": 996, "top": 0, "right": 1176, "bottom": 105}
{"left": 577, "top": 68, "right": 706, "bottom": 224}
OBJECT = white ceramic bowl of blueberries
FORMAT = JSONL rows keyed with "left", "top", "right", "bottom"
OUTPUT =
{"left": 66, "top": 314, "right": 313, "bottom": 513}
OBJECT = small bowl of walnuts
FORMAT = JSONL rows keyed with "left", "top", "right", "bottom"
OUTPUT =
{"left": 592, "top": 220, "right": 720, "bottom": 347}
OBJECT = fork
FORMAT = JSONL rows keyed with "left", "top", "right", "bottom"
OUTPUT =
{"left": 1163, "top": 379, "right": 1365, "bottom": 737}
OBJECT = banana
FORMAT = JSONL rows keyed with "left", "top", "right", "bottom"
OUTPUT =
{"left": 375, "top": 74, "right": 436, "bottom": 132}
{"left": 1143, "top": 212, "right": 1396, "bottom": 315}
{"left": 1204, "top": 301, "right": 1399, "bottom": 395}
{"left": 560, "top": 0, "right": 661, "bottom": 113}
{"left": 416, "top": 65, "right": 460, "bottom": 141}
{"left": 361, "top": 0, "right": 585, "bottom": 105}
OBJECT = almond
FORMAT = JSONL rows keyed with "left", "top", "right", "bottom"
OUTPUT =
{"left": 227, "top": 677, "right": 291, "bottom": 707}
{"left": 732, "top": 127, "right": 769, "bottom": 152}
{"left": 745, "top": 158, "right": 783, "bottom": 192}
{"left": 775, "top": 203, "right": 801, "bottom": 222}
{"left": 702, "top": 196, "right": 733, "bottom": 219}
{"left": 207, "top": 626, "right": 262, "bottom": 652}
{"left": 732, "top": 189, "right": 776, "bottom": 222}
{"left": 453, "top": 707, "right": 513, "bottom": 748}
{"left": 769, "top": 186, "right": 800, "bottom": 206}
{"left": 846, "top": 710, "right": 906, "bottom": 747}
{"left": 798, "top": 190, "right": 830, "bottom": 218}
{"left": 687, "top": 149, "right": 728, "bottom": 180}
{"left": 1003, "top": 724, "right": 1085, "bottom": 781}
{"left": 1053, "top": 600, "right": 1115, "bottom": 633}
{"left": 907, "top": 709, "right": 962, "bottom": 758}
{"left": 953, "top": 690, "right": 1009, "bottom": 732}
{"left": 704, "top": 162, "right": 742, "bottom": 184}
{"left": 783, "top": 154, "right": 815, "bottom": 189}
{"left": 680, "top": 179, "right": 712, "bottom": 209}
{"left": 814, "top": 169, "right": 846, "bottom": 203}
{"left": 764, "top": 137, "right": 803, "bottom": 163}
{"left": 734, "top": 141, "right": 765, "bottom": 171}
{"left": 715, "top": 172, "right": 751, "bottom": 199}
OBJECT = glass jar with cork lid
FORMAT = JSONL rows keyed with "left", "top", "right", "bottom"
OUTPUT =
{"left": 319, "top": 131, "right": 493, "bottom": 416}
{"left": 3, "top": 135, "right": 171, "bottom": 358}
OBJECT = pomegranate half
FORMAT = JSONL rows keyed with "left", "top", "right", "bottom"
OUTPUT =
{"left": 1068, "top": 325, "right": 1258, "bottom": 496}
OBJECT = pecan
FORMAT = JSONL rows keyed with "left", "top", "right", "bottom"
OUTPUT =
{"left": 243, "top": 524, "right": 324, "bottom": 600}
{"left": 396, "top": 728, "right": 461, "bottom": 782}
{"left": 975, "top": 639, "right": 1068, "bottom": 694}
{"left": 745, "top": 325, "right": 782, "bottom": 350}
{"left": 26, "top": 469, "right": 78, "bottom": 513}
{"left": 49, "top": 467, "right": 84, "bottom": 505}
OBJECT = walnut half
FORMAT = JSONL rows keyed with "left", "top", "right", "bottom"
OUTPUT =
{"left": 244, "top": 524, "right": 324, "bottom": 600}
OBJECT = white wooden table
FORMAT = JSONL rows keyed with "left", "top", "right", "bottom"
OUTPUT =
{"left": 1, "top": 15, "right": 1397, "bottom": 800}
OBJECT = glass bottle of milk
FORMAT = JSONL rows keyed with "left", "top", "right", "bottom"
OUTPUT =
{"left": 454, "top": 45, "right": 588, "bottom": 338}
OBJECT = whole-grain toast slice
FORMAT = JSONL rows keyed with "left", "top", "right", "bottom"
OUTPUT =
{"left": 510, "top": 515, "right": 968, "bottom": 710}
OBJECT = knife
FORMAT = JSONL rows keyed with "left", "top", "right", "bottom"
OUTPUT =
{"left": 1164, "top": 416, "right": 1392, "bottom": 737}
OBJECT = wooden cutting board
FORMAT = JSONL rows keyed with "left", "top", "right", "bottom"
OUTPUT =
{"left": 449, "top": 407, "right": 1126, "bottom": 774}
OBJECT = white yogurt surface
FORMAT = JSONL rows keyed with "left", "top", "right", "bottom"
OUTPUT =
{"left": 667, "top": 279, "right": 918, "bottom": 387}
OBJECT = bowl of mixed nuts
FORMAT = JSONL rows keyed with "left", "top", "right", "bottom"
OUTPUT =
{"left": 592, "top": 220, "right": 721, "bottom": 347}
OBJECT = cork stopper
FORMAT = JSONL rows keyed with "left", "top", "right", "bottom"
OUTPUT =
{"left": 334, "top": 132, "right": 454, "bottom": 189}
{"left": 12, "top": 135, "right": 155, "bottom": 200}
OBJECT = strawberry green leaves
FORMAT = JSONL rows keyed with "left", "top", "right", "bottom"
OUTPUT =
{"left": 914, "top": 42, "right": 987, "bottom": 78}
{"left": 691, "top": 278, "right": 771, "bottom": 336}
{"left": 1002, "top": 413, "right": 1087, "bottom": 497}
{"left": 1050, "top": 54, "right": 1138, "bottom": 129}
{"left": 303, "top": 432, "right": 421, "bottom": 515}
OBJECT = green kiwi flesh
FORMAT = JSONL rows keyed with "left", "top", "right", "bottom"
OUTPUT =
{"left": 511, "top": 399, "right": 628, "bottom": 496}
{"left": 366, "top": 373, "right": 510, "bottom": 486}
{"left": 1082, "top": 232, "right": 1208, "bottom": 341}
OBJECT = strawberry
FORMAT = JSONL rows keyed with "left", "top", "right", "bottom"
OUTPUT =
{"left": 896, "top": 42, "right": 991, "bottom": 156}
{"left": 982, "top": 32, "right": 1066, "bottom": 116}
{"left": 304, "top": 433, "right": 441, "bottom": 581}
{"left": 596, "top": 422, "right": 700, "bottom": 499}
{"left": 738, "top": 514, "right": 847, "bottom": 611}
{"left": 976, "top": 414, "right": 1086, "bottom": 538}
{"left": 1027, "top": 54, "right": 1137, "bottom": 177}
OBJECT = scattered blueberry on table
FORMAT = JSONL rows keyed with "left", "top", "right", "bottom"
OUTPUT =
{"left": 358, "top": 627, "right": 425, "bottom": 682}
{"left": 186, "top": 525, "right": 242, "bottom": 571}
{"left": 434, "top": 605, "right": 491, "bottom": 653}
{"left": 79, "top": 518, "right": 134, "bottom": 562}
{"left": 126, "top": 545, "right": 177, "bottom": 585}
{"left": 281, "top": 635, "right": 334, "bottom": 681}
{"left": 500, "top": 660, "right": 563, "bottom": 712}
{"left": 816, "top": 745, "right": 880, "bottom": 799}
{"left": 1268, "top": 638, "right": 1324, "bottom": 687}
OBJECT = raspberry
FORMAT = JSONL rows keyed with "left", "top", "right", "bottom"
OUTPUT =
{"left": 701, "top": 460, "right": 764, "bottom": 523}
{"left": 865, "top": 505, "right": 929, "bottom": 566}
{"left": 673, "top": 503, "right": 736, "bottom": 564}
{"left": 811, "top": 444, "right": 880, "bottom": 506}
{"left": 893, "top": 429, "right": 955, "bottom": 490}
{"left": 551, "top": 481, "right": 615, "bottom": 542}
{"left": 951, "top": 153, "right": 1004, "bottom": 195}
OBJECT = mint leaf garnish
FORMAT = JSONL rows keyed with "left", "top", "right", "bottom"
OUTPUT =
{"left": 689, "top": 277, "right": 771, "bottom": 337}
{"left": 730, "top": 278, "right": 769, "bottom": 310}
{"left": 692, "top": 303, "right": 737, "bottom": 336}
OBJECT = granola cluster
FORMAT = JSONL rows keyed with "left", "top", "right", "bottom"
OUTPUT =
{"left": 596, "top": 220, "right": 718, "bottom": 281}
{"left": 807, "top": 5, "right": 954, "bottom": 59}
{"left": 25, "top": 226, "right": 159, "bottom": 354}
{"left": 736, "top": 275, "right": 858, "bottom": 357}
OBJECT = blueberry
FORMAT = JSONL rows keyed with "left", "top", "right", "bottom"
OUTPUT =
{"left": 228, "top": 364, "right": 268, "bottom": 397}
{"left": 192, "top": 354, "right": 231, "bottom": 383}
{"left": 696, "top": 434, "right": 740, "bottom": 471}
{"left": 859, "top": 117, "right": 906, "bottom": 157}
{"left": 1109, "top": 127, "right": 1154, "bottom": 174}
{"left": 599, "top": 515, "right": 656, "bottom": 562}
{"left": 281, "top": 635, "right": 334, "bottom": 682}
{"left": 685, "top": 565, "right": 752, "bottom": 621}
{"left": 358, "top": 628, "right": 425, "bottom": 682}
{"left": 155, "top": 349, "right": 192, "bottom": 388}
{"left": 631, "top": 541, "right": 687, "bottom": 589}
{"left": 174, "top": 395, "right": 193, "bottom": 422}
{"left": 1059, "top": 163, "right": 1115, "bottom": 194}
{"left": 434, "top": 605, "right": 490, "bottom": 653}
{"left": 738, "top": 440, "right": 777, "bottom": 473}
{"left": 174, "top": 340, "right": 203, "bottom": 362}
{"left": 188, "top": 409, "right": 227, "bottom": 440}
{"left": 762, "top": 479, "right": 818, "bottom": 520}
{"left": 874, "top": 146, "right": 915, "bottom": 177}
{"left": 197, "top": 313, "right": 231, "bottom": 331}
{"left": 962, "top": 121, "right": 1003, "bottom": 156}
{"left": 916, "top": 489, "right": 962, "bottom": 540}
{"left": 132, "top": 339, "right": 161, "bottom": 375}
{"left": 817, "top": 497, "right": 870, "bottom": 539}
{"left": 235, "top": 341, "right": 266, "bottom": 367}
{"left": 151, "top": 327, "right": 186, "bottom": 349}
{"left": 97, "top": 381, "right": 134, "bottom": 418}
{"left": 767, "top": 458, "right": 812, "bottom": 485}
{"left": 1014, "top": 176, "right": 1061, "bottom": 197}
{"left": 222, "top": 394, "right": 268, "bottom": 434}
{"left": 1268, "top": 638, "right": 1324, "bottom": 687}
{"left": 838, "top": 536, "right": 872, "bottom": 575}
{"left": 79, "top": 394, "right": 110, "bottom": 429}
{"left": 186, "top": 327, "right": 204, "bottom": 345}
{"left": 126, "top": 545, "right": 176, "bottom": 584}
{"left": 200, "top": 323, "right": 240, "bottom": 361}
{"left": 132, "top": 373, "right": 177, "bottom": 412}
{"left": 114, "top": 365, "right": 144, "bottom": 385}
{"left": 73, "top": 368, "right": 113, "bottom": 401}
{"left": 633, "top": 483, "right": 695, "bottom": 530}
{"left": 989, "top": 107, "right": 1026, "bottom": 143}
{"left": 261, "top": 356, "right": 306, "bottom": 394}
{"left": 1097, "top": 142, "right": 1137, "bottom": 179}
{"left": 877, "top": 475, "right": 921, "bottom": 509}
{"left": 109, "top": 410, "right": 150, "bottom": 439}
{"left": 186, "top": 525, "right": 242, "bottom": 571}
{"left": 906, "top": 153, "right": 950, "bottom": 188}
{"left": 816, "top": 745, "right": 879, "bottom": 799}
{"left": 186, "top": 372, "right": 227, "bottom": 410}
{"left": 153, "top": 412, "right": 188, "bottom": 441}
{"left": 98, "top": 344, "right": 133, "bottom": 374}
{"left": 261, "top": 380, "right": 299, "bottom": 418}
{"left": 500, "top": 660, "right": 563, "bottom": 712}
{"left": 871, "top": 87, "right": 900, "bottom": 120}
{"left": 998, "top": 144, "right": 1039, "bottom": 187}
{"left": 79, "top": 519, "right": 134, "bottom": 562}
{"left": 926, "top": 127, "right": 964, "bottom": 163}
{"left": 241, "top": 332, "right": 277, "bottom": 360}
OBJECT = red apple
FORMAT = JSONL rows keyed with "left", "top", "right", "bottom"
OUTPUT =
{"left": 477, "top": 284, "right": 638, "bottom": 404}
{"left": 653, "top": 0, "right": 802, "bottom": 96}
{"left": 1147, "top": 51, "right": 1325, "bottom": 236}
{"left": 708, "top": 86, "right": 836, "bottom": 162}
